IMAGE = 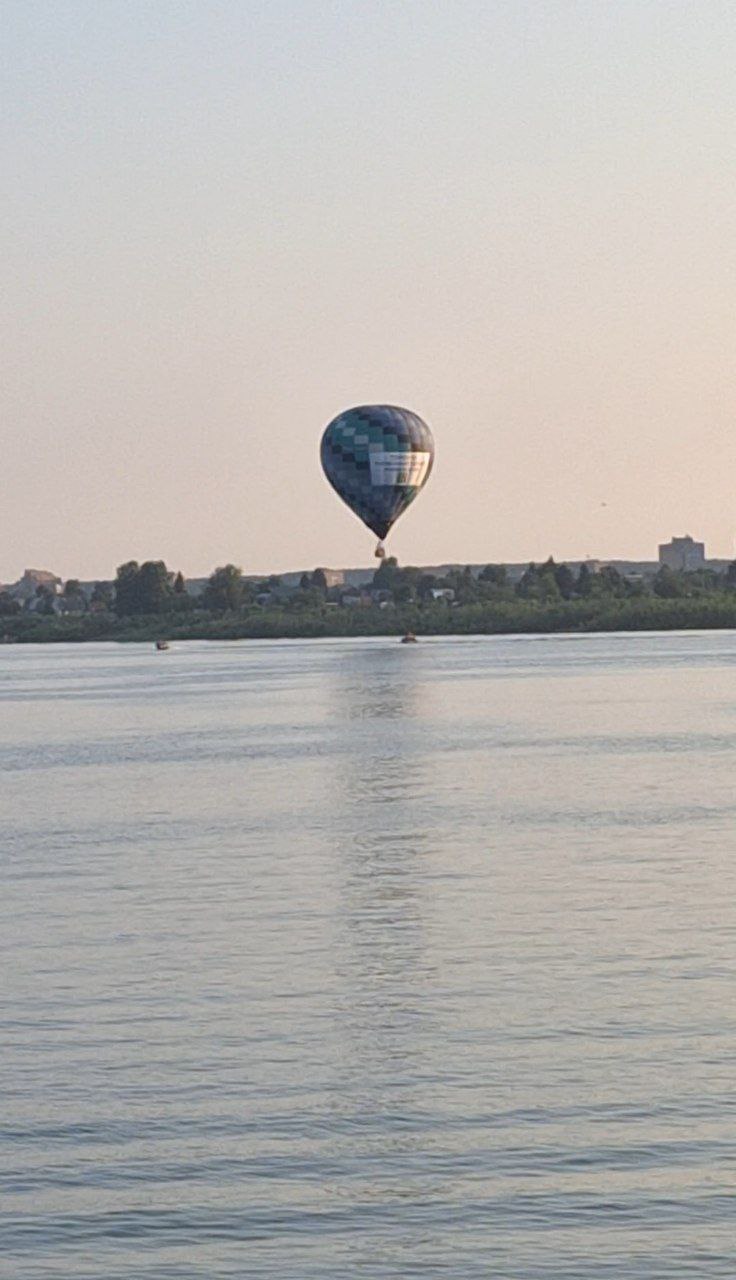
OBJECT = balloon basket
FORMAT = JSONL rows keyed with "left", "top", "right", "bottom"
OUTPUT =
{"left": 375, "top": 542, "right": 386, "bottom": 560}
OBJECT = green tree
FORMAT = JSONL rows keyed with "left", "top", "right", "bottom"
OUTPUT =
{"left": 394, "top": 581, "right": 415, "bottom": 605}
{"left": 554, "top": 564, "right": 575, "bottom": 600}
{"left": 203, "top": 564, "right": 245, "bottom": 613}
{"left": 517, "top": 563, "right": 539, "bottom": 598}
{"left": 373, "top": 556, "right": 401, "bottom": 591}
{"left": 417, "top": 573, "right": 439, "bottom": 602}
{"left": 576, "top": 563, "right": 593, "bottom": 597}
{"left": 173, "top": 571, "right": 186, "bottom": 595}
{"left": 0, "top": 592, "right": 20, "bottom": 617}
{"left": 518, "top": 561, "right": 561, "bottom": 603}
{"left": 91, "top": 580, "right": 114, "bottom": 610}
{"left": 454, "top": 565, "right": 477, "bottom": 603}
{"left": 62, "top": 579, "right": 87, "bottom": 612}
{"left": 595, "top": 566, "right": 626, "bottom": 598}
{"left": 653, "top": 565, "right": 686, "bottom": 599}
{"left": 34, "top": 584, "right": 56, "bottom": 615}
{"left": 479, "top": 564, "right": 507, "bottom": 588}
{"left": 114, "top": 560, "right": 173, "bottom": 616}
{"left": 287, "top": 586, "right": 324, "bottom": 611}
{"left": 114, "top": 561, "right": 140, "bottom": 616}
{"left": 136, "top": 561, "right": 173, "bottom": 614}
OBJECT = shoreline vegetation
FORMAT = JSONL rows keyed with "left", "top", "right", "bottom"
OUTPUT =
{"left": 5, "top": 556, "right": 736, "bottom": 643}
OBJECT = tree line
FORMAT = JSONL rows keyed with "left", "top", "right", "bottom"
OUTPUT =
{"left": 4, "top": 555, "right": 736, "bottom": 641}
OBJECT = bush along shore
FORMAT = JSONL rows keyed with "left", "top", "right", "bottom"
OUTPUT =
{"left": 5, "top": 556, "right": 736, "bottom": 642}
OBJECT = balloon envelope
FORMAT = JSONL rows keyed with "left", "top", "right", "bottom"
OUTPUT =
{"left": 320, "top": 405, "right": 434, "bottom": 541}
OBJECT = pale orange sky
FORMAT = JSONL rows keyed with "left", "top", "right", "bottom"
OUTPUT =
{"left": 2, "top": 1, "right": 735, "bottom": 582}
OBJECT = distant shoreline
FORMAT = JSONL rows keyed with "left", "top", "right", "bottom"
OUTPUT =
{"left": 5, "top": 596, "right": 736, "bottom": 645}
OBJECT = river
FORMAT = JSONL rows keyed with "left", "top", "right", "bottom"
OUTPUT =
{"left": 1, "top": 634, "right": 734, "bottom": 1278}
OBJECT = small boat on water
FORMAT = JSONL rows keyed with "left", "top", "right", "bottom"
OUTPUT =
{"left": 155, "top": 639, "right": 170, "bottom": 651}
{"left": 400, "top": 632, "right": 418, "bottom": 644}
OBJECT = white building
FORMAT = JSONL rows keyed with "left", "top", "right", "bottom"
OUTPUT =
{"left": 658, "top": 537, "right": 705, "bottom": 571}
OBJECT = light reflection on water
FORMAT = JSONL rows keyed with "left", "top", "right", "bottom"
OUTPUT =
{"left": 1, "top": 634, "right": 735, "bottom": 1278}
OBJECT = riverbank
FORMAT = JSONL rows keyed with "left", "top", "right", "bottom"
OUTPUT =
{"left": 6, "top": 594, "right": 736, "bottom": 643}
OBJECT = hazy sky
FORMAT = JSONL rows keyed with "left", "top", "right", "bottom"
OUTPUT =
{"left": 2, "top": 0, "right": 735, "bottom": 581}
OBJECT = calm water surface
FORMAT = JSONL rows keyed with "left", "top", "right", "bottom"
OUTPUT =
{"left": 1, "top": 634, "right": 734, "bottom": 1278}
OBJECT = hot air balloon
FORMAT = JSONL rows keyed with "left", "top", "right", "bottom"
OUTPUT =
{"left": 320, "top": 405, "right": 434, "bottom": 558}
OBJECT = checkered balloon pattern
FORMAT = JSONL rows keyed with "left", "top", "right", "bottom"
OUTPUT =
{"left": 320, "top": 405, "right": 434, "bottom": 541}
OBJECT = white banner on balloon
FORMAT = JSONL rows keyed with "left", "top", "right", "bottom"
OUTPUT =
{"left": 369, "top": 451, "right": 431, "bottom": 488}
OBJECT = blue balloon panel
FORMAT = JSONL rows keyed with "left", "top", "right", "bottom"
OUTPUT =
{"left": 321, "top": 405, "right": 434, "bottom": 542}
